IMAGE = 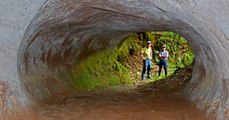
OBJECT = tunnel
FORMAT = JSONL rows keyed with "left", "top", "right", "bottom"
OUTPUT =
{"left": 0, "top": 0, "right": 229, "bottom": 120}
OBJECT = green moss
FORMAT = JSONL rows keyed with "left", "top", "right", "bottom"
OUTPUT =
{"left": 117, "top": 36, "right": 141, "bottom": 62}
{"left": 71, "top": 31, "right": 194, "bottom": 89}
{"left": 71, "top": 37, "right": 139, "bottom": 90}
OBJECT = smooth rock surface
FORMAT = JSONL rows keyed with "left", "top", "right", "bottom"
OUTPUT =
{"left": 0, "top": 0, "right": 229, "bottom": 120}
{"left": 0, "top": 0, "right": 46, "bottom": 119}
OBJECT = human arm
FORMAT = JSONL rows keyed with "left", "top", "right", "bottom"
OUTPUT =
{"left": 159, "top": 51, "right": 168, "bottom": 58}
{"left": 164, "top": 51, "right": 169, "bottom": 58}
{"left": 141, "top": 53, "right": 145, "bottom": 60}
{"left": 161, "top": 54, "right": 168, "bottom": 58}
{"left": 159, "top": 53, "right": 162, "bottom": 58}
{"left": 159, "top": 53, "right": 164, "bottom": 58}
{"left": 141, "top": 48, "right": 146, "bottom": 60}
{"left": 149, "top": 48, "right": 152, "bottom": 60}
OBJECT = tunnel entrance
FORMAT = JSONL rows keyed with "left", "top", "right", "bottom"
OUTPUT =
{"left": 16, "top": 1, "right": 228, "bottom": 120}
{"left": 38, "top": 31, "right": 202, "bottom": 119}
{"left": 71, "top": 31, "right": 194, "bottom": 92}
{"left": 37, "top": 31, "right": 203, "bottom": 119}
{"left": 38, "top": 31, "right": 204, "bottom": 120}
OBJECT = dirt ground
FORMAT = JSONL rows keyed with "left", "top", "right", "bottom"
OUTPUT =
{"left": 39, "top": 53, "right": 212, "bottom": 120}
{"left": 39, "top": 85, "right": 211, "bottom": 120}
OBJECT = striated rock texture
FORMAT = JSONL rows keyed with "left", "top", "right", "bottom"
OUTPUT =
{"left": 0, "top": 0, "right": 229, "bottom": 120}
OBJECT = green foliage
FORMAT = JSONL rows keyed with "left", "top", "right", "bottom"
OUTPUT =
{"left": 71, "top": 31, "right": 194, "bottom": 89}
{"left": 137, "top": 31, "right": 194, "bottom": 80}
{"left": 151, "top": 31, "right": 194, "bottom": 78}
{"left": 155, "top": 31, "right": 194, "bottom": 68}
{"left": 72, "top": 36, "right": 140, "bottom": 90}
{"left": 117, "top": 35, "right": 141, "bottom": 62}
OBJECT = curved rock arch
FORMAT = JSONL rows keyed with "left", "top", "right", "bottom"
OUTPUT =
{"left": 2, "top": 0, "right": 228, "bottom": 120}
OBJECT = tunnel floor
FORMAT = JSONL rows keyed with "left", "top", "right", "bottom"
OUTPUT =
{"left": 39, "top": 85, "right": 210, "bottom": 120}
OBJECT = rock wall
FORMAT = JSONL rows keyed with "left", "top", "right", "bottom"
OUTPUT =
{"left": 0, "top": 0, "right": 229, "bottom": 120}
{"left": 0, "top": 0, "right": 46, "bottom": 119}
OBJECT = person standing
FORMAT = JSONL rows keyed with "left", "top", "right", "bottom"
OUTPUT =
{"left": 158, "top": 45, "right": 169, "bottom": 77}
{"left": 141, "top": 41, "right": 153, "bottom": 80}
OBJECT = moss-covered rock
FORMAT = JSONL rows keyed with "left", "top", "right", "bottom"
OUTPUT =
{"left": 71, "top": 36, "right": 140, "bottom": 90}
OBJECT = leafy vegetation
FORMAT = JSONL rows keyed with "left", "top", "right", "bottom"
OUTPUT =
{"left": 72, "top": 31, "right": 194, "bottom": 90}
{"left": 141, "top": 31, "right": 194, "bottom": 79}
{"left": 72, "top": 36, "right": 140, "bottom": 90}
{"left": 156, "top": 32, "right": 194, "bottom": 67}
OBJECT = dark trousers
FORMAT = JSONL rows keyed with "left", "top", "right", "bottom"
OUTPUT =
{"left": 141, "top": 59, "right": 151, "bottom": 80}
{"left": 158, "top": 59, "right": 168, "bottom": 76}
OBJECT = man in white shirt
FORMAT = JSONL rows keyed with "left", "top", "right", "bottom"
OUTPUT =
{"left": 158, "top": 45, "right": 169, "bottom": 77}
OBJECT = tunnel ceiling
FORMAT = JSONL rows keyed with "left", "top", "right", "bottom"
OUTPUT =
{"left": 7, "top": 0, "right": 227, "bottom": 120}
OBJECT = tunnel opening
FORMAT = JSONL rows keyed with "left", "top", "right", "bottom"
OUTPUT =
{"left": 16, "top": 1, "right": 228, "bottom": 120}
{"left": 17, "top": 2, "right": 205, "bottom": 103}
{"left": 70, "top": 32, "right": 194, "bottom": 90}
{"left": 70, "top": 31, "right": 195, "bottom": 92}
{"left": 20, "top": 29, "right": 205, "bottom": 120}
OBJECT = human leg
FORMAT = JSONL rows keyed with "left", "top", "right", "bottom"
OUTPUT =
{"left": 147, "top": 59, "right": 152, "bottom": 79}
{"left": 164, "top": 60, "right": 168, "bottom": 77}
{"left": 158, "top": 60, "right": 163, "bottom": 76}
{"left": 141, "top": 59, "right": 147, "bottom": 80}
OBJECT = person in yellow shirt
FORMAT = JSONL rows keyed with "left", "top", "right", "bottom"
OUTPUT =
{"left": 141, "top": 41, "right": 153, "bottom": 80}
